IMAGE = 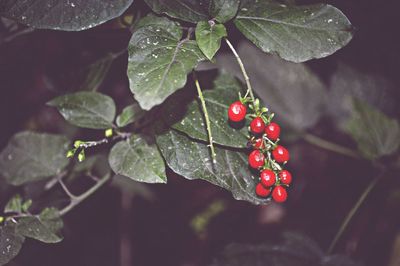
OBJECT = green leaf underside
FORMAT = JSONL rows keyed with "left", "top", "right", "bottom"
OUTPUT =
{"left": 210, "top": 0, "right": 240, "bottom": 23}
{"left": 0, "top": 222, "right": 25, "bottom": 266}
{"left": 345, "top": 99, "right": 400, "bottom": 160}
{"left": 0, "top": 132, "right": 70, "bottom": 186}
{"left": 234, "top": 0, "right": 353, "bottom": 62}
{"left": 116, "top": 104, "right": 146, "bottom": 128}
{"left": 157, "top": 130, "right": 269, "bottom": 205}
{"left": 0, "top": 0, "right": 134, "bottom": 31}
{"left": 16, "top": 208, "right": 63, "bottom": 244}
{"left": 144, "top": 0, "right": 209, "bottom": 23}
{"left": 171, "top": 76, "right": 249, "bottom": 148}
{"left": 196, "top": 21, "right": 227, "bottom": 60}
{"left": 127, "top": 14, "right": 206, "bottom": 110}
{"left": 4, "top": 195, "right": 22, "bottom": 214}
{"left": 108, "top": 135, "right": 167, "bottom": 183}
{"left": 47, "top": 91, "right": 116, "bottom": 129}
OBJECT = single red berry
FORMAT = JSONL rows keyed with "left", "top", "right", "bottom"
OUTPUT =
{"left": 272, "top": 145, "right": 290, "bottom": 163}
{"left": 260, "top": 169, "right": 276, "bottom": 187}
{"left": 272, "top": 186, "right": 287, "bottom": 203}
{"left": 253, "top": 138, "right": 265, "bottom": 149}
{"left": 228, "top": 101, "right": 247, "bottom": 122}
{"left": 250, "top": 117, "right": 265, "bottom": 134}
{"left": 265, "top": 122, "right": 281, "bottom": 141}
{"left": 248, "top": 150, "right": 265, "bottom": 169}
{"left": 279, "top": 170, "right": 292, "bottom": 185}
{"left": 255, "top": 182, "right": 270, "bottom": 197}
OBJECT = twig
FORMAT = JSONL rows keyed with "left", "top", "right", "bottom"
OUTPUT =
{"left": 327, "top": 170, "right": 384, "bottom": 254}
{"left": 1, "top": 27, "right": 35, "bottom": 44}
{"left": 224, "top": 38, "right": 255, "bottom": 102}
{"left": 194, "top": 75, "right": 217, "bottom": 163}
{"left": 302, "top": 133, "right": 361, "bottom": 159}
{"left": 59, "top": 173, "right": 111, "bottom": 216}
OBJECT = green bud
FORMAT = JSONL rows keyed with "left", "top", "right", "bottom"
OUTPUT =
{"left": 0, "top": 216, "right": 4, "bottom": 224}
{"left": 105, "top": 128, "right": 113, "bottom": 138}
{"left": 74, "top": 140, "right": 83, "bottom": 148}
{"left": 66, "top": 149, "right": 76, "bottom": 158}
{"left": 78, "top": 149, "right": 86, "bottom": 162}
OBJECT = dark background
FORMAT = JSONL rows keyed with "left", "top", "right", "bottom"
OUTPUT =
{"left": 0, "top": 0, "right": 399, "bottom": 265}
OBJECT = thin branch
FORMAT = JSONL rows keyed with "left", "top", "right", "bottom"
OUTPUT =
{"left": 224, "top": 38, "right": 255, "bottom": 102}
{"left": 59, "top": 173, "right": 111, "bottom": 216}
{"left": 56, "top": 173, "right": 78, "bottom": 200}
{"left": 194, "top": 75, "right": 217, "bottom": 163}
{"left": 1, "top": 27, "right": 35, "bottom": 44}
{"left": 302, "top": 133, "right": 361, "bottom": 159}
{"left": 327, "top": 170, "right": 384, "bottom": 254}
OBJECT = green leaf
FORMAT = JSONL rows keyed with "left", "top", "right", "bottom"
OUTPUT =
{"left": 345, "top": 99, "right": 400, "bottom": 160}
{"left": 108, "top": 135, "right": 167, "bottom": 183}
{"left": 48, "top": 91, "right": 116, "bottom": 129}
{"left": 144, "top": 0, "right": 208, "bottom": 23}
{"left": 79, "top": 53, "right": 115, "bottom": 91}
{"left": 210, "top": 0, "right": 240, "bottom": 23}
{"left": 170, "top": 77, "right": 249, "bottom": 148}
{"left": 116, "top": 104, "right": 146, "bottom": 128}
{"left": 0, "top": 132, "right": 70, "bottom": 186}
{"left": 0, "top": 0, "right": 133, "bottom": 31}
{"left": 196, "top": 21, "right": 227, "bottom": 60}
{"left": 127, "top": 14, "right": 205, "bottom": 110}
{"left": 157, "top": 130, "right": 269, "bottom": 205}
{"left": 0, "top": 222, "right": 25, "bottom": 266}
{"left": 16, "top": 208, "right": 63, "bottom": 243}
{"left": 234, "top": 0, "right": 353, "bottom": 62}
{"left": 4, "top": 195, "right": 22, "bottom": 214}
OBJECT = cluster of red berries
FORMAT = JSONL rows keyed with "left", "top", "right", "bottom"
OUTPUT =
{"left": 228, "top": 98, "right": 292, "bottom": 203}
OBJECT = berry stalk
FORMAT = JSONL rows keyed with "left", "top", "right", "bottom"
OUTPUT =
{"left": 224, "top": 38, "right": 255, "bottom": 103}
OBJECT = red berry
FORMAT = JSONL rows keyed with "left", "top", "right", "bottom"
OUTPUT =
{"left": 250, "top": 117, "right": 265, "bottom": 134}
{"left": 279, "top": 170, "right": 292, "bottom": 185}
{"left": 272, "top": 145, "right": 290, "bottom": 163}
{"left": 272, "top": 186, "right": 287, "bottom": 203}
{"left": 255, "top": 182, "right": 270, "bottom": 197}
{"left": 228, "top": 101, "right": 247, "bottom": 122}
{"left": 265, "top": 122, "right": 281, "bottom": 141}
{"left": 253, "top": 138, "right": 265, "bottom": 149}
{"left": 260, "top": 169, "right": 276, "bottom": 187}
{"left": 248, "top": 150, "right": 265, "bottom": 169}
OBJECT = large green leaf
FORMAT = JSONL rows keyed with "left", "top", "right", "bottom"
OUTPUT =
{"left": 196, "top": 21, "right": 227, "bottom": 60}
{"left": 108, "top": 135, "right": 167, "bottom": 183}
{"left": 345, "top": 99, "right": 400, "bottom": 160}
{"left": 170, "top": 75, "right": 249, "bottom": 148}
{"left": 211, "top": 232, "right": 362, "bottom": 266}
{"left": 127, "top": 14, "right": 205, "bottom": 110}
{"left": 144, "top": 0, "right": 208, "bottom": 23}
{"left": 48, "top": 92, "right": 116, "bottom": 129}
{"left": 157, "top": 130, "right": 269, "bottom": 205}
{"left": 0, "top": 132, "right": 70, "bottom": 186}
{"left": 0, "top": 222, "right": 25, "bottom": 266}
{"left": 16, "top": 208, "right": 63, "bottom": 244}
{"left": 234, "top": 0, "right": 353, "bottom": 62}
{"left": 210, "top": 0, "right": 240, "bottom": 23}
{"left": 0, "top": 0, "right": 133, "bottom": 31}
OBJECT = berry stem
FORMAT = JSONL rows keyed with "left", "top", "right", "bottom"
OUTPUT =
{"left": 194, "top": 75, "right": 217, "bottom": 163}
{"left": 59, "top": 172, "right": 111, "bottom": 216}
{"left": 224, "top": 38, "right": 255, "bottom": 103}
{"left": 327, "top": 172, "right": 383, "bottom": 254}
{"left": 302, "top": 133, "right": 361, "bottom": 159}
